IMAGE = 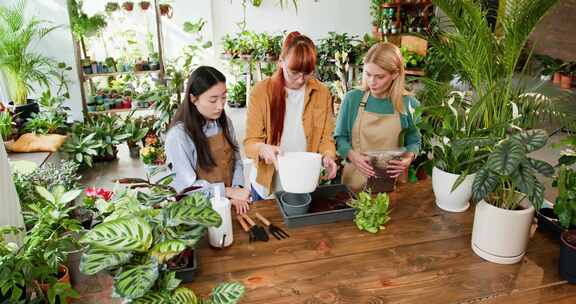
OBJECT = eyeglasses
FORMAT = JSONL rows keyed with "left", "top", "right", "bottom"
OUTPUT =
{"left": 285, "top": 68, "right": 313, "bottom": 80}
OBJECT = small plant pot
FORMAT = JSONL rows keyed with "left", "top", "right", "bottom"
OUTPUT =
{"left": 83, "top": 65, "right": 93, "bottom": 74}
{"left": 128, "top": 144, "right": 140, "bottom": 158}
{"left": 280, "top": 192, "right": 311, "bottom": 216}
{"left": 559, "top": 230, "right": 576, "bottom": 283}
{"left": 139, "top": 1, "right": 150, "bottom": 10}
{"left": 240, "top": 54, "right": 253, "bottom": 61}
{"left": 37, "top": 264, "right": 70, "bottom": 296}
{"left": 159, "top": 4, "right": 173, "bottom": 18}
{"left": 87, "top": 105, "right": 97, "bottom": 112}
{"left": 560, "top": 73, "right": 573, "bottom": 89}
{"left": 168, "top": 250, "right": 198, "bottom": 283}
{"left": 106, "top": 2, "right": 119, "bottom": 13}
{"left": 122, "top": 2, "right": 134, "bottom": 11}
{"left": 553, "top": 72, "right": 562, "bottom": 84}
{"left": 432, "top": 167, "right": 475, "bottom": 212}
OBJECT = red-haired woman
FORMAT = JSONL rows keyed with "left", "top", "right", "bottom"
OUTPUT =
{"left": 244, "top": 31, "right": 337, "bottom": 199}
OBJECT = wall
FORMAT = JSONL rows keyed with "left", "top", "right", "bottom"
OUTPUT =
{"left": 529, "top": 0, "right": 576, "bottom": 62}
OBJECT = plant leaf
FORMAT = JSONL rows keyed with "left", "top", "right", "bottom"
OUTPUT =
{"left": 529, "top": 181, "right": 545, "bottom": 211}
{"left": 80, "top": 217, "right": 153, "bottom": 252}
{"left": 472, "top": 167, "right": 499, "bottom": 202}
{"left": 450, "top": 170, "right": 468, "bottom": 193}
{"left": 209, "top": 281, "right": 245, "bottom": 304}
{"left": 511, "top": 129, "right": 548, "bottom": 153}
{"left": 526, "top": 158, "right": 555, "bottom": 177}
{"left": 171, "top": 287, "right": 198, "bottom": 304}
{"left": 131, "top": 292, "right": 171, "bottom": 304}
{"left": 486, "top": 139, "right": 525, "bottom": 175}
{"left": 164, "top": 199, "right": 221, "bottom": 228}
{"left": 150, "top": 240, "right": 187, "bottom": 263}
{"left": 114, "top": 259, "right": 159, "bottom": 300}
{"left": 59, "top": 189, "right": 83, "bottom": 204}
{"left": 79, "top": 248, "right": 133, "bottom": 275}
{"left": 510, "top": 163, "right": 536, "bottom": 195}
{"left": 35, "top": 186, "right": 55, "bottom": 203}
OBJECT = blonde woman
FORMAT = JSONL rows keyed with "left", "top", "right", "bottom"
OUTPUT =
{"left": 334, "top": 42, "right": 421, "bottom": 192}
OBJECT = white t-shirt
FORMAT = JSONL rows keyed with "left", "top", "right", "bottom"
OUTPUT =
{"left": 252, "top": 86, "right": 308, "bottom": 198}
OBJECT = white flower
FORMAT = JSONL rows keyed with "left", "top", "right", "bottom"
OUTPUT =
{"left": 511, "top": 101, "right": 520, "bottom": 119}
{"left": 442, "top": 136, "right": 450, "bottom": 145}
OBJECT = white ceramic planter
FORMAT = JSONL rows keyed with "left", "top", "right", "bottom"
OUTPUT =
{"left": 471, "top": 199, "right": 535, "bottom": 264}
{"left": 432, "top": 167, "right": 475, "bottom": 212}
{"left": 278, "top": 152, "right": 322, "bottom": 193}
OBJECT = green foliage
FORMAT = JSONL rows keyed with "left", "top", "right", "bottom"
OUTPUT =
{"left": 0, "top": 186, "right": 82, "bottom": 303}
{"left": 471, "top": 129, "right": 553, "bottom": 210}
{"left": 347, "top": 191, "right": 391, "bottom": 233}
{"left": 124, "top": 113, "right": 150, "bottom": 146}
{"left": 22, "top": 111, "right": 67, "bottom": 135}
{"left": 228, "top": 80, "right": 246, "bottom": 107}
{"left": 534, "top": 54, "right": 564, "bottom": 76}
{"left": 209, "top": 281, "right": 246, "bottom": 304}
{"left": 554, "top": 136, "right": 576, "bottom": 229}
{"left": 78, "top": 190, "right": 242, "bottom": 302}
{"left": 0, "top": 110, "right": 14, "bottom": 140}
{"left": 179, "top": 18, "right": 212, "bottom": 75}
{"left": 61, "top": 131, "right": 102, "bottom": 168}
{"left": 400, "top": 46, "right": 425, "bottom": 69}
{"left": 68, "top": 0, "right": 107, "bottom": 40}
{"left": 82, "top": 113, "right": 131, "bottom": 157}
{"left": 0, "top": 0, "right": 59, "bottom": 105}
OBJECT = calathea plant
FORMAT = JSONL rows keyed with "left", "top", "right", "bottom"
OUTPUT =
{"left": 79, "top": 191, "right": 245, "bottom": 303}
{"left": 468, "top": 129, "right": 554, "bottom": 210}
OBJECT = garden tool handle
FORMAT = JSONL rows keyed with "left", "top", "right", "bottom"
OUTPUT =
{"left": 237, "top": 215, "right": 250, "bottom": 232}
{"left": 241, "top": 213, "right": 256, "bottom": 226}
{"left": 255, "top": 212, "right": 271, "bottom": 226}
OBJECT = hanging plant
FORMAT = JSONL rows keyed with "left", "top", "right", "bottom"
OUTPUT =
{"left": 122, "top": 1, "right": 134, "bottom": 11}
{"left": 252, "top": 0, "right": 263, "bottom": 7}
{"left": 159, "top": 4, "right": 173, "bottom": 18}
{"left": 105, "top": 2, "right": 119, "bottom": 13}
{"left": 139, "top": 1, "right": 151, "bottom": 10}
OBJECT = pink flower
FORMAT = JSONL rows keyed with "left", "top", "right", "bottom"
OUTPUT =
{"left": 85, "top": 187, "right": 113, "bottom": 201}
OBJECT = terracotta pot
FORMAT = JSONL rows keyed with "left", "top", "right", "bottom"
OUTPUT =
{"left": 139, "top": 1, "right": 150, "bottom": 10}
{"left": 560, "top": 73, "right": 573, "bottom": 90}
{"left": 553, "top": 72, "right": 562, "bottom": 84}
{"left": 37, "top": 264, "right": 70, "bottom": 294}
{"left": 159, "top": 4, "right": 173, "bottom": 18}
{"left": 122, "top": 2, "right": 134, "bottom": 11}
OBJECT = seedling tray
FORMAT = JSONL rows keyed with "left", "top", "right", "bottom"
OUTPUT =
{"left": 275, "top": 184, "right": 356, "bottom": 228}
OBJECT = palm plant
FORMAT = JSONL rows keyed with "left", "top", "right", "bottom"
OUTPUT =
{"left": 0, "top": 0, "right": 59, "bottom": 105}
{"left": 430, "top": 0, "right": 572, "bottom": 135}
{"left": 0, "top": 110, "right": 13, "bottom": 140}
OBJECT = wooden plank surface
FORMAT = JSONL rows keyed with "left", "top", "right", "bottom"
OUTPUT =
{"left": 185, "top": 179, "right": 576, "bottom": 303}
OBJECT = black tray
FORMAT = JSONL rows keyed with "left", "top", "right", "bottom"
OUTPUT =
{"left": 172, "top": 250, "right": 198, "bottom": 283}
{"left": 275, "top": 184, "right": 356, "bottom": 228}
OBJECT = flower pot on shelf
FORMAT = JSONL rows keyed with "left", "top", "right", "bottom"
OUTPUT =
{"left": 560, "top": 73, "right": 573, "bottom": 89}
{"left": 471, "top": 199, "right": 535, "bottom": 264}
{"left": 106, "top": 2, "right": 119, "bottom": 12}
{"left": 139, "top": 1, "right": 150, "bottom": 10}
{"left": 122, "top": 2, "right": 134, "bottom": 11}
{"left": 159, "top": 4, "right": 173, "bottom": 18}
{"left": 128, "top": 143, "right": 140, "bottom": 158}
{"left": 432, "top": 167, "right": 475, "bottom": 212}
{"left": 553, "top": 71, "right": 562, "bottom": 84}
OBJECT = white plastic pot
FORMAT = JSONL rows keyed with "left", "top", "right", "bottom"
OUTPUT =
{"left": 471, "top": 199, "right": 535, "bottom": 264}
{"left": 432, "top": 167, "right": 475, "bottom": 212}
{"left": 278, "top": 152, "right": 322, "bottom": 193}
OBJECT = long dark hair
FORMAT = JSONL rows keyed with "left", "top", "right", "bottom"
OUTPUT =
{"left": 169, "top": 66, "right": 238, "bottom": 170}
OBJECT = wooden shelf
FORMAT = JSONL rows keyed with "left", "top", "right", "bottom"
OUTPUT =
{"left": 88, "top": 107, "right": 150, "bottom": 115}
{"left": 82, "top": 69, "right": 161, "bottom": 79}
{"left": 382, "top": 1, "right": 432, "bottom": 8}
{"left": 405, "top": 68, "right": 425, "bottom": 76}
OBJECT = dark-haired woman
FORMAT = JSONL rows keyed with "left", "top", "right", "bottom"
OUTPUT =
{"left": 165, "top": 66, "right": 250, "bottom": 214}
{"left": 244, "top": 31, "right": 338, "bottom": 199}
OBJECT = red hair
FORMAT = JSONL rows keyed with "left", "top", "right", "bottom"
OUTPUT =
{"left": 269, "top": 31, "right": 317, "bottom": 145}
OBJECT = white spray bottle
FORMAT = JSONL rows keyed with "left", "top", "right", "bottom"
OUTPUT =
{"left": 208, "top": 183, "right": 233, "bottom": 248}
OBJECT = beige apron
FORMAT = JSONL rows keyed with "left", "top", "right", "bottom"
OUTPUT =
{"left": 342, "top": 91, "right": 402, "bottom": 192}
{"left": 196, "top": 132, "right": 235, "bottom": 187}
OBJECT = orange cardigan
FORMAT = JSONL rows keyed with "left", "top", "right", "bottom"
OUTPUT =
{"left": 244, "top": 77, "right": 337, "bottom": 192}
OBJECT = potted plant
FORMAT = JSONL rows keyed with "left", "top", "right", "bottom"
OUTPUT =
{"left": 139, "top": 1, "right": 151, "bottom": 10}
{"left": 0, "top": 0, "right": 59, "bottom": 122}
{"left": 84, "top": 113, "right": 131, "bottom": 161}
{"left": 468, "top": 129, "right": 554, "bottom": 264}
{"left": 79, "top": 187, "right": 246, "bottom": 302}
{"left": 122, "top": 1, "right": 134, "bottom": 11}
{"left": 159, "top": 3, "right": 173, "bottom": 18}
{"left": 0, "top": 186, "right": 82, "bottom": 303}
{"left": 221, "top": 34, "right": 239, "bottom": 59}
{"left": 237, "top": 31, "right": 256, "bottom": 60}
{"left": 534, "top": 54, "right": 563, "bottom": 81}
{"left": 124, "top": 116, "right": 149, "bottom": 158}
{"left": 105, "top": 1, "right": 119, "bottom": 13}
{"left": 105, "top": 57, "right": 117, "bottom": 73}
{"left": 228, "top": 80, "right": 247, "bottom": 108}
{"left": 61, "top": 128, "right": 102, "bottom": 168}
{"left": 0, "top": 109, "right": 15, "bottom": 142}
{"left": 559, "top": 61, "right": 574, "bottom": 90}
{"left": 347, "top": 190, "right": 391, "bottom": 233}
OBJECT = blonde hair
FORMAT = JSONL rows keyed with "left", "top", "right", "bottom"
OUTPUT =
{"left": 361, "top": 42, "right": 410, "bottom": 113}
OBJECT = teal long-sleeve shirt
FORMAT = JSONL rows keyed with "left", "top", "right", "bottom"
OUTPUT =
{"left": 334, "top": 89, "right": 422, "bottom": 160}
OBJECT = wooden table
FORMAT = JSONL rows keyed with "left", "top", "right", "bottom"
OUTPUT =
{"left": 185, "top": 179, "right": 576, "bottom": 303}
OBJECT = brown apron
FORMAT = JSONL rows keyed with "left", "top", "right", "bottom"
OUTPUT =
{"left": 196, "top": 131, "right": 235, "bottom": 187}
{"left": 342, "top": 91, "right": 402, "bottom": 192}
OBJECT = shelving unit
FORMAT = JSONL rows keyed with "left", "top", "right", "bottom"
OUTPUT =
{"left": 381, "top": 0, "right": 434, "bottom": 34}
{"left": 69, "top": 0, "right": 166, "bottom": 115}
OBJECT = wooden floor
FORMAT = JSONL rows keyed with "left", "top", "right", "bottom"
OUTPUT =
{"left": 184, "top": 179, "right": 576, "bottom": 304}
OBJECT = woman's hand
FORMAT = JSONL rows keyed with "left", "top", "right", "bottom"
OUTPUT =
{"left": 230, "top": 199, "right": 250, "bottom": 214}
{"left": 321, "top": 156, "right": 338, "bottom": 180}
{"left": 258, "top": 144, "right": 282, "bottom": 166}
{"left": 386, "top": 152, "right": 415, "bottom": 179}
{"left": 226, "top": 187, "right": 251, "bottom": 214}
{"left": 347, "top": 150, "right": 375, "bottom": 177}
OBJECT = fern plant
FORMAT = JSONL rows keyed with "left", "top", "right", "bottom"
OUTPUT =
{"left": 79, "top": 191, "right": 245, "bottom": 303}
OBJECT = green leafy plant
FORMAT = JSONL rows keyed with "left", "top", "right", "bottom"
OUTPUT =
{"left": 0, "top": 0, "right": 59, "bottom": 105}
{"left": 61, "top": 130, "right": 102, "bottom": 168}
{"left": 0, "top": 186, "right": 82, "bottom": 303}
{"left": 68, "top": 0, "right": 107, "bottom": 41}
{"left": 83, "top": 113, "right": 131, "bottom": 158}
{"left": 179, "top": 18, "right": 213, "bottom": 75}
{"left": 347, "top": 191, "right": 391, "bottom": 233}
{"left": 470, "top": 129, "right": 554, "bottom": 210}
{"left": 11, "top": 159, "right": 81, "bottom": 207}
{"left": 554, "top": 165, "right": 576, "bottom": 229}
{"left": 534, "top": 54, "right": 564, "bottom": 76}
{"left": 151, "top": 85, "right": 179, "bottom": 133}
{"left": 22, "top": 111, "right": 67, "bottom": 135}
{"left": 0, "top": 110, "right": 14, "bottom": 140}
{"left": 79, "top": 189, "right": 245, "bottom": 303}
{"left": 228, "top": 80, "right": 247, "bottom": 107}
{"left": 124, "top": 115, "right": 149, "bottom": 147}
{"left": 400, "top": 47, "right": 425, "bottom": 69}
